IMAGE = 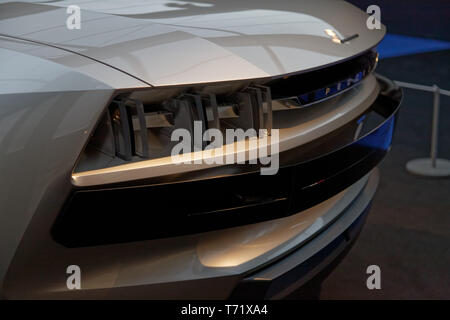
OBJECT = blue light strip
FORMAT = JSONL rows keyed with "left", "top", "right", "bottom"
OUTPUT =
{"left": 293, "top": 69, "right": 367, "bottom": 107}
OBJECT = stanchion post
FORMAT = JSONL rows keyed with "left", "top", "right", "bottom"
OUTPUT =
{"left": 403, "top": 82, "right": 450, "bottom": 177}
{"left": 430, "top": 85, "right": 440, "bottom": 168}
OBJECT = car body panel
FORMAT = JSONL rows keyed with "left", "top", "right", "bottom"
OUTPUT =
{"left": 0, "top": 36, "right": 150, "bottom": 89}
{"left": 0, "top": 0, "right": 385, "bottom": 87}
{"left": 3, "top": 170, "right": 376, "bottom": 299}
{"left": 0, "top": 44, "right": 115, "bottom": 292}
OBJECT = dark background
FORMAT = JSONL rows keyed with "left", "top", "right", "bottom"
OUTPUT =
{"left": 316, "top": 0, "right": 450, "bottom": 299}
{"left": 348, "top": 0, "right": 450, "bottom": 40}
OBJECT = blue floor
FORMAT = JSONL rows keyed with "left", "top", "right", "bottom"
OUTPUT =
{"left": 377, "top": 34, "right": 450, "bottom": 59}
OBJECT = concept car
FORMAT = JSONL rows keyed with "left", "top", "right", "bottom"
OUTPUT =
{"left": 0, "top": 0, "right": 401, "bottom": 299}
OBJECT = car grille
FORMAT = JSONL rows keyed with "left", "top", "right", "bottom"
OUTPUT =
{"left": 52, "top": 70, "right": 401, "bottom": 247}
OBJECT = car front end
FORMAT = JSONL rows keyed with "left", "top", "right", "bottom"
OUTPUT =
{"left": 0, "top": 0, "right": 401, "bottom": 299}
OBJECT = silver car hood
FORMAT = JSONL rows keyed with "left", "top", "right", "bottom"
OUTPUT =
{"left": 0, "top": 0, "right": 385, "bottom": 87}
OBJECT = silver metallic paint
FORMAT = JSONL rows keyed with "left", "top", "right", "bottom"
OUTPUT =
{"left": 0, "top": 42, "right": 115, "bottom": 292}
{"left": 0, "top": 0, "right": 385, "bottom": 86}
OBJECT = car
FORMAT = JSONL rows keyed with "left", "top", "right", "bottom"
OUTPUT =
{"left": 0, "top": 0, "right": 401, "bottom": 299}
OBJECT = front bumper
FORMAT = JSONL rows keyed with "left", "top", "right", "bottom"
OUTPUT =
{"left": 231, "top": 170, "right": 378, "bottom": 299}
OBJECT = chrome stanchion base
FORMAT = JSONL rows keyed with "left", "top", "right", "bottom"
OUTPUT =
{"left": 406, "top": 158, "right": 450, "bottom": 177}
